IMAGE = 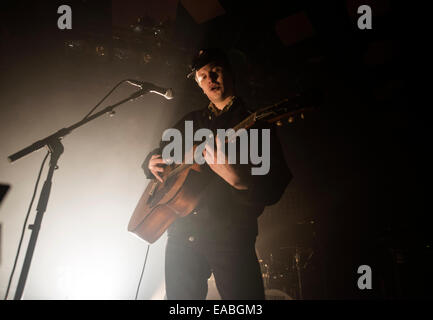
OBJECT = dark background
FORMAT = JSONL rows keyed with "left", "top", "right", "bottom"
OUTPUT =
{"left": 0, "top": 0, "right": 430, "bottom": 299}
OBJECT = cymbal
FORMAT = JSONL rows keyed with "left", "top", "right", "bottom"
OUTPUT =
{"left": 279, "top": 245, "right": 311, "bottom": 250}
{"left": 296, "top": 217, "right": 317, "bottom": 225}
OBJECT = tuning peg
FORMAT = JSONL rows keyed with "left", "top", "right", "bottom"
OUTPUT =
{"left": 276, "top": 120, "right": 283, "bottom": 126}
{"left": 288, "top": 116, "right": 294, "bottom": 123}
{"left": 300, "top": 113, "right": 304, "bottom": 120}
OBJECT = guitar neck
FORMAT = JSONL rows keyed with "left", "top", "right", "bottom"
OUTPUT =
{"left": 232, "top": 97, "right": 298, "bottom": 131}
{"left": 164, "top": 95, "right": 315, "bottom": 179}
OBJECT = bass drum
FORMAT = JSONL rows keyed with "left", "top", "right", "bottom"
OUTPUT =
{"left": 265, "top": 289, "right": 293, "bottom": 300}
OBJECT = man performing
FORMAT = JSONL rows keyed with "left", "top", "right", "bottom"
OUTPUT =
{"left": 141, "top": 48, "right": 292, "bottom": 299}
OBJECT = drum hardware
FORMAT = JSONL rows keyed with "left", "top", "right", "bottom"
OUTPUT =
{"left": 258, "top": 248, "right": 298, "bottom": 299}
{"left": 260, "top": 245, "right": 316, "bottom": 299}
{"left": 294, "top": 246, "right": 303, "bottom": 300}
{"left": 259, "top": 217, "right": 319, "bottom": 299}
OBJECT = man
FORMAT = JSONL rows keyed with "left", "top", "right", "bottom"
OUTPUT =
{"left": 141, "top": 48, "right": 291, "bottom": 299}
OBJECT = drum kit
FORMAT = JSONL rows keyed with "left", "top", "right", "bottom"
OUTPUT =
{"left": 259, "top": 217, "right": 318, "bottom": 300}
{"left": 206, "top": 217, "right": 319, "bottom": 300}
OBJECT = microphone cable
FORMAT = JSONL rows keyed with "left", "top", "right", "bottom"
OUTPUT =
{"left": 4, "top": 151, "right": 50, "bottom": 300}
{"left": 135, "top": 244, "right": 151, "bottom": 300}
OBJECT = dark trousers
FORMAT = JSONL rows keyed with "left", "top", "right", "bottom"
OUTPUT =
{"left": 165, "top": 237, "right": 265, "bottom": 300}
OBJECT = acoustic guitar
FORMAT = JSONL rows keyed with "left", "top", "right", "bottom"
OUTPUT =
{"left": 128, "top": 92, "right": 320, "bottom": 243}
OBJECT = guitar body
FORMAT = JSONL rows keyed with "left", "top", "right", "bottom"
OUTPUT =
{"left": 128, "top": 163, "right": 208, "bottom": 243}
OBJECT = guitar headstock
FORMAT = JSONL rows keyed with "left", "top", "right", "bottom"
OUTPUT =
{"left": 256, "top": 89, "right": 323, "bottom": 127}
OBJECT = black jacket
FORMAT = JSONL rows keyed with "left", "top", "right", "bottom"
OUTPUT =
{"left": 141, "top": 98, "right": 292, "bottom": 246}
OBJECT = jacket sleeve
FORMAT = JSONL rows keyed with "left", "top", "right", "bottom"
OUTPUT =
{"left": 231, "top": 123, "right": 292, "bottom": 206}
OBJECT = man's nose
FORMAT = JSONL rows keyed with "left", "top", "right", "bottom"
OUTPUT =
{"left": 209, "top": 72, "right": 218, "bottom": 82}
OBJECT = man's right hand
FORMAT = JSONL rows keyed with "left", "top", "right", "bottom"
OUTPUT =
{"left": 148, "top": 154, "right": 166, "bottom": 183}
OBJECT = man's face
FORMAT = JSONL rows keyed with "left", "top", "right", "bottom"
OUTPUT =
{"left": 195, "top": 62, "right": 234, "bottom": 103}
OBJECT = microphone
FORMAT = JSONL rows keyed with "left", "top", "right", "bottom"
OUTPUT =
{"left": 126, "top": 79, "right": 174, "bottom": 100}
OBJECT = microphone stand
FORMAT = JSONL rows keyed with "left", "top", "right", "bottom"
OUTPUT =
{"left": 8, "top": 88, "right": 150, "bottom": 300}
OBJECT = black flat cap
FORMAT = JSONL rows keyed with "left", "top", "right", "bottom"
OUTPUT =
{"left": 187, "top": 48, "right": 231, "bottom": 79}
